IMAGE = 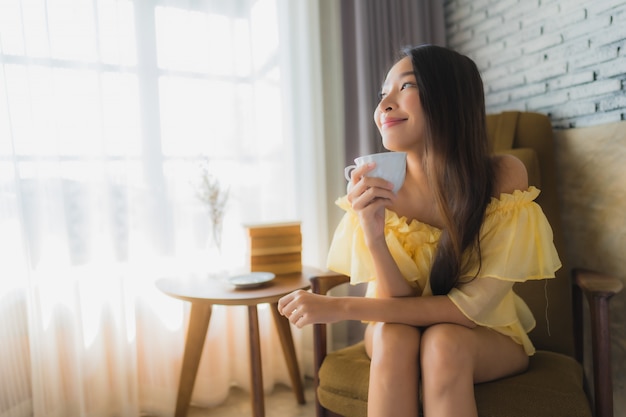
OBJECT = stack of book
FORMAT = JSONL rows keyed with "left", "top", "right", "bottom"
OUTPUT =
{"left": 245, "top": 222, "right": 302, "bottom": 275}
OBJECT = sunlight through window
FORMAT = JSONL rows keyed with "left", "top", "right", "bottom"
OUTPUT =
{"left": 0, "top": 0, "right": 299, "bottom": 411}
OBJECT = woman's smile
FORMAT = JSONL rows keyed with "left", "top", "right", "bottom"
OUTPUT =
{"left": 381, "top": 116, "right": 407, "bottom": 129}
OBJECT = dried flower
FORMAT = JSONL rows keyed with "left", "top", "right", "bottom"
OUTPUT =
{"left": 195, "top": 158, "right": 229, "bottom": 249}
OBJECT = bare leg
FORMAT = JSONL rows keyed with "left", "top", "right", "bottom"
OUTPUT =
{"left": 420, "top": 324, "right": 529, "bottom": 417}
{"left": 365, "top": 322, "right": 421, "bottom": 417}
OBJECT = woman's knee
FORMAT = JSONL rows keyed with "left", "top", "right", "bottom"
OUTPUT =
{"left": 368, "top": 322, "right": 421, "bottom": 360}
{"left": 420, "top": 323, "right": 472, "bottom": 372}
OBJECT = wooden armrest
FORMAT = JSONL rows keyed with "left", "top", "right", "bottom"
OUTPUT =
{"left": 573, "top": 268, "right": 623, "bottom": 417}
{"left": 575, "top": 268, "right": 623, "bottom": 298}
{"left": 310, "top": 272, "right": 350, "bottom": 295}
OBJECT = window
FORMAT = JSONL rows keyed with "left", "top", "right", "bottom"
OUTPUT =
{"left": 0, "top": 2, "right": 337, "bottom": 415}
{"left": 0, "top": 0, "right": 296, "bottom": 272}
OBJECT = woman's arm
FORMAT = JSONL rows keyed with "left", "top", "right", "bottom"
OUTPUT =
{"left": 367, "top": 237, "right": 418, "bottom": 297}
{"left": 277, "top": 290, "right": 475, "bottom": 329}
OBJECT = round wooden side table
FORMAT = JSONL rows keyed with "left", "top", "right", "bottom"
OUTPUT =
{"left": 156, "top": 266, "right": 317, "bottom": 417}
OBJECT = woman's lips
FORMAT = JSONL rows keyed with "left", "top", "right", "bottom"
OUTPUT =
{"left": 382, "top": 117, "right": 407, "bottom": 128}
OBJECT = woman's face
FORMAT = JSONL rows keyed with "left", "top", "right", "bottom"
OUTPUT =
{"left": 373, "top": 56, "right": 426, "bottom": 152}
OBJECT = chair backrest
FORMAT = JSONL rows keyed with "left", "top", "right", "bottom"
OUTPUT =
{"left": 486, "top": 111, "right": 574, "bottom": 357}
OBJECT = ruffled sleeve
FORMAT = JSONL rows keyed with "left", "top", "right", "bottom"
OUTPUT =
{"left": 325, "top": 196, "right": 375, "bottom": 282}
{"left": 448, "top": 186, "right": 562, "bottom": 355}
{"left": 460, "top": 186, "right": 561, "bottom": 282}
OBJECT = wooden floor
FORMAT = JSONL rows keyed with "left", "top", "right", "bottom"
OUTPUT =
{"left": 186, "top": 378, "right": 316, "bottom": 417}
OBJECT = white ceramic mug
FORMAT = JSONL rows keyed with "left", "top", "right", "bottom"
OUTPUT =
{"left": 344, "top": 151, "right": 407, "bottom": 193}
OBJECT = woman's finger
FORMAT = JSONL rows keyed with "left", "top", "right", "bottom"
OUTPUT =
{"left": 348, "top": 175, "right": 395, "bottom": 202}
{"left": 277, "top": 291, "right": 297, "bottom": 315}
{"left": 351, "top": 186, "right": 395, "bottom": 211}
{"left": 349, "top": 162, "right": 376, "bottom": 182}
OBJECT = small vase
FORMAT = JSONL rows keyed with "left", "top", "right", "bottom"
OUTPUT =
{"left": 206, "top": 226, "right": 226, "bottom": 279}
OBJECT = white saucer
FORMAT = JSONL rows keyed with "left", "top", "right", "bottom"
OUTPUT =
{"left": 228, "top": 272, "right": 276, "bottom": 289}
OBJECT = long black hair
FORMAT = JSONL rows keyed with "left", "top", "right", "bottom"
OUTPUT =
{"left": 402, "top": 45, "right": 494, "bottom": 295}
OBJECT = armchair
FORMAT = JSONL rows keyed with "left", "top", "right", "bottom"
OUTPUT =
{"left": 310, "top": 112, "right": 623, "bottom": 417}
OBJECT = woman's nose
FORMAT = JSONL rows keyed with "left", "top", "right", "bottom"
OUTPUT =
{"left": 378, "top": 96, "right": 394, "bottom": 112}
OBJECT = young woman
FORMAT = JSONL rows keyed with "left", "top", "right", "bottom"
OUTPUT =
{"left": 278, "top": 45, "right": 561, "bottom": 417}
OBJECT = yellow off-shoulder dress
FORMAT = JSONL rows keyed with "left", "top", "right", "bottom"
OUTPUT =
{"left": 326, "top": 186, "right": 561, "bottom": 356}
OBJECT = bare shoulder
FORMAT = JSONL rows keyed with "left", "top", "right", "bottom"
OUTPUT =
{"left": 491, "top": 154, "right": 529, "bottom": 196}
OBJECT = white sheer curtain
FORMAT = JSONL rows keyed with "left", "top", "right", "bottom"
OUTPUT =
{"left": 0, "top": 0, "right": 341, "bottom": 416}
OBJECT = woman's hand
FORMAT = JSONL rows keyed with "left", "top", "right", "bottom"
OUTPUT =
{"left": 277, "top": 290, "right": 340, "bottom": 328}
{"left": 347, "top": 162, "right": 396, "bottom": 246}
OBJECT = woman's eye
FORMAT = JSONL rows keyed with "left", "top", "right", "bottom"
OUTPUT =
{"left": 378, "top": 83, "right": 415, "bottom": 100}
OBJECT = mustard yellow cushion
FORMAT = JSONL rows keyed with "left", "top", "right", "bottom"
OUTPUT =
{"left": 318, "top": 343, "right": 591, "bottom": 417}
{"left": 318, "top": 342, "right": 369, "bottom": 417}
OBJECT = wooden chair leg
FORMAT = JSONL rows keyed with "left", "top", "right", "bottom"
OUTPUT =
{"left": 175, "top": 302, "right": 212, "bottom": 417}
{"left": 575, "top": 268, "right": 623, "bottom": 417}
{"left": 247, "top": 305, "right": 266, "bottom": 417}
{"left": 270, "top": 302, "right": 306, "bottom": 404}
{"left": 313, "top": 322, "right": 328, "bottom": 417}
{"left": 587, "top": 294, "right": 614, "bottom": 417}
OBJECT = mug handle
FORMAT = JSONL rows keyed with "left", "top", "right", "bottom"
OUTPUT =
{"left": 344, "top": 164, "right": 357, "bottom": 181}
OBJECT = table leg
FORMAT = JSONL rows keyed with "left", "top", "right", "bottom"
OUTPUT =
{"left": 270, "top": 302, "right": 306, "bottom": 404}
{"left": 247, "top": 305, "right": 265, "bottom": 417}
{"left": 175, "top": 302, "right": 212, "bottom": 417}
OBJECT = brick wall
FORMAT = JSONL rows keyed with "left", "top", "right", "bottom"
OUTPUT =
{"left": 444, "top": 0, "right": 626, "bottom": 129}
